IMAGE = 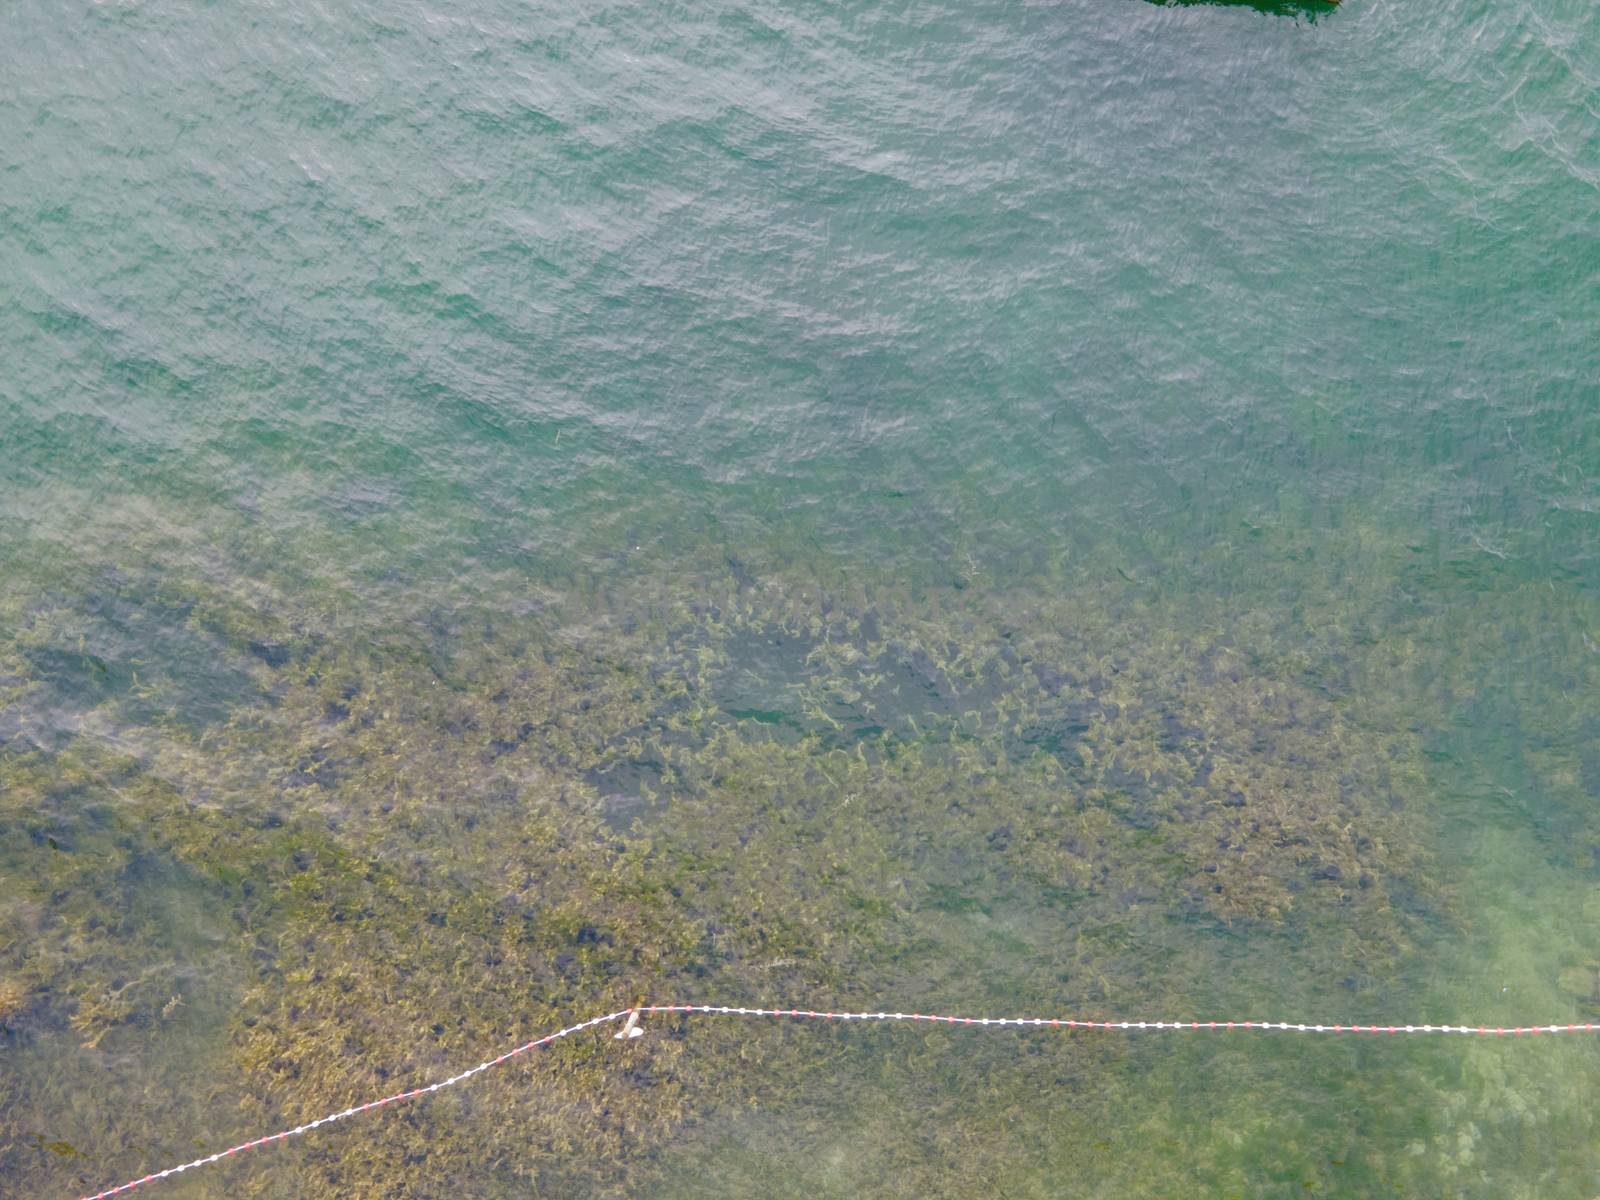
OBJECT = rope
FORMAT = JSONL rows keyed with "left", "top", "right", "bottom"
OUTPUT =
{"left": 76, "top": 1008, "right": 632, "bottom": 1200}
{"left": 75, "top": 1003, "right": 1600, "bottom": 1200}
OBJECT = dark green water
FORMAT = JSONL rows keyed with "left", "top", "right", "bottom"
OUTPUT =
{"left": 3, "top": 0, "right": 1598, "bottom": 1196}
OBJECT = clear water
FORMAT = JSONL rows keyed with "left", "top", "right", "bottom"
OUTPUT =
{"left": 2, "top": 0, "right": 1597, "bottom": 1196}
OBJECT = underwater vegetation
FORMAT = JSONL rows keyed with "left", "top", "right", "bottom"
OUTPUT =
{"left": 3, "top": 507, "right": 1598, "bottom": 1198}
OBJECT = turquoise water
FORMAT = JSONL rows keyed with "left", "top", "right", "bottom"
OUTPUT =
{"left": 3, "top": 0, "right": 1598, "bottom": 1196}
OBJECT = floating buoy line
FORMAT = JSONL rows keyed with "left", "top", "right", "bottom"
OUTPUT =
{"left": 77, "top": 1002, "right": 1600, "bottom": 1200}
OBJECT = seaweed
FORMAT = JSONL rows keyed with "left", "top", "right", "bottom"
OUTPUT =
{"left": 4, "top": 502, "right": 1598, "bottom": 1198}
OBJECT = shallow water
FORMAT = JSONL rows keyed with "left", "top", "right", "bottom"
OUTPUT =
{"left": 3, "top": 0, "right": 1598, "bottom": 1196}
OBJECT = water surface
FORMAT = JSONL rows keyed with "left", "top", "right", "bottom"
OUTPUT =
{"left": 2, "top": 0, "right": 1598, "bottom": 1196}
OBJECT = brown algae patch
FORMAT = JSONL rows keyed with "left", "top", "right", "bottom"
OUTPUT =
{"left": 1, "top": 550, "right": 1451, "bottom": 1197}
